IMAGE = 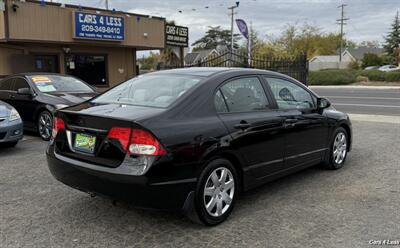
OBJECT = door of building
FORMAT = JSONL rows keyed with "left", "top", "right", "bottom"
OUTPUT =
{"left": 65, "top": 54, "right": 107, "bottom": 86}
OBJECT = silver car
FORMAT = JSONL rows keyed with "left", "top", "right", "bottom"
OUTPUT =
{"left": 0, "top": 100, "right": 23, "bottom": 147}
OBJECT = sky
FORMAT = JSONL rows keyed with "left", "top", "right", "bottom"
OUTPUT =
{"left": 56, "top": 0, "right": 399, "bottom": 56}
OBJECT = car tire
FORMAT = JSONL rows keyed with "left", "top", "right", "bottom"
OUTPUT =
{"left": 37, "top": 110, "right": 53, "bottom": 141}
{"left": 0, "top": 141, "right": 18, "bottom": 148}
{"left": 194, "top": 158, "right": 238, "bottom": 226}
{"left": 323, "top": 127, "right": 348, "bottom": 170}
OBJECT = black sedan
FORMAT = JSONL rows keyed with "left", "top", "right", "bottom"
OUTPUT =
{"left": 46, "top": 68, "right": 352, "bottom": 225}
{"left": 0, "top": 74, "right": 98, "bottom": 140}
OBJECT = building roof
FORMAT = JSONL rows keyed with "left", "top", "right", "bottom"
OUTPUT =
{"left": 341, "top": 47, "right": 385, "bottom": 60}
{"left": 310, "top": 55, "right": 340, "bottom": 63}
{"left": 184, "top": 53, "right": 200, "bottom": 65}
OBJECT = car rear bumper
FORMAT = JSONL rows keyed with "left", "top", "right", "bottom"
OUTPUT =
{"left": 46, "top": 146, "right": 197, "bottom": 210}
{"left": 0, "top": 121, "right": 23, "bottom": 143}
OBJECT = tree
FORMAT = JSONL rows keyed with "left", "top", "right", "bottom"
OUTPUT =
{"left": 384, "top": 11, "right": 400, "bottom": 60}
{"left": 192, "top": 26, "right": 241, "bottom": 51}
{"left": 359, "top": 40, "right": 380, "bottom": 48}
{"left": 362, "top": 53, "right": 383, "bottom": 68}
{"left": 138, "top": 52, "right": 159, "bottom": 70}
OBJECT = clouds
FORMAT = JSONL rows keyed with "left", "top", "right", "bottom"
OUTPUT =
{"left": 59, "top": 0, "right": 399, "bottom": 46}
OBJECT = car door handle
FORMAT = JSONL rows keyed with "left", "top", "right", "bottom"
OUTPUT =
{"left": 9, "top": 94, "right": 15, "bottom": 99}
{"left": 234, "top": 121, "right": 251, "bottom": 130}
{"left": 284, "top": 118, "right": 298, "bottom": 128}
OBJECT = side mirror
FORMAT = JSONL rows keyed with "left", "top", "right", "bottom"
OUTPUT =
{"left": 17, "top": 88, "right": 32, "bottom": 96}
{"left": 317, "top": 97, "right": 331, "bottom": 110}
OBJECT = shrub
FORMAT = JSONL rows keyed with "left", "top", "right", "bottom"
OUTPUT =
{"left": 356, "top": 75, "right": 369, "bottom": 82}
{"left": 348, "top": 60, "right": 360, "bottom": 70}
{"left": 308, "top": 70, "right": 357, "bottom": 85}
{"left": 385, "top": 71, "right": 400, "bottom": 82}
{"left": 359, "top": 70, "right": 386, "bottom": 81}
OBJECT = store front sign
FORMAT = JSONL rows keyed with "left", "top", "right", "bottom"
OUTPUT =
{"left": 165, "top": 24, "right": 188, "bottom": 47}
{"left": 73, "top": 12, "right": 125, "bottom": 41}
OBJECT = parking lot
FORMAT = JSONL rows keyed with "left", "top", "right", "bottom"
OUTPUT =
{"left": 1, "top": 116, "right": 399, "bottom": 247}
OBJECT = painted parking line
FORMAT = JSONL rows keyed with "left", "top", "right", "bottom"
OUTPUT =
{"left": 348, "top": 114, "right": 400, "bottom": 124}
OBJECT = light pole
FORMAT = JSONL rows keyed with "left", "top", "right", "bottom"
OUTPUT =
{"left": 228, "top": 2, "right": 240, "bottom": 53}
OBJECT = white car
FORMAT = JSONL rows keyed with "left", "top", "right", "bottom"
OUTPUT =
{"left": 378, "top": 65, "right": 399, "bottom": 72}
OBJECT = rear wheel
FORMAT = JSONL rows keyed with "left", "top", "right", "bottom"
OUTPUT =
{"left": 324, "top": 127, "right": 348, "bottom": 170}
{"left": 194, "top": 158, "right": 238, "bottom": 226}
{"left": 38, "top": 110, "right": 53, "bottom": 141}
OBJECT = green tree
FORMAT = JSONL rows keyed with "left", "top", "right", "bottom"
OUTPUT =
{"left": 192, "top": 26, "right": 241, "bottom": 51}
{"left": 362, "top": 53, "right": 383, "bottom": 68}
{"left": 138, "top": 52, "right": 159, "bottom": 70}
{"left": 384, "top": 11, "right": 400, "bottom": 60}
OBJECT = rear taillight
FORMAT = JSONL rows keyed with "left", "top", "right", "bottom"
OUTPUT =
{"left": 52, "top": 117, "right": 65, "bottom": 139}
{"left": 107, "top": 127, "right": 166, "bottom": 156}
{"left": 107, "top": 127, "right": 131, "bottom": 151}
{"left": 129, "top": 129, "right": 167, "bottom": 156}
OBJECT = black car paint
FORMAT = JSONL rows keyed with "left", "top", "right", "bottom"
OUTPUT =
{"left": 46, "top": 68, "right": 352, "bottom": 210}
{"left": 0, "top": 74, "right": 98, "bottom": 132}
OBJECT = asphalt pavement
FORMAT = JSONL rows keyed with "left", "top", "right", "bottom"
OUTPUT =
{"left": 311, "top": 86, "right": 400, "bottom": 116}
{"left": 1, "top": 120, "right": 400, "bottom": 248}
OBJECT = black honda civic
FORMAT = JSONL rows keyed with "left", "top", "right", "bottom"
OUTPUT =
{"left": 0, "top": 73, "right": 98, "bottom": 140}
{"left": 47, "top": 68, "right": 352, "bottom": 225}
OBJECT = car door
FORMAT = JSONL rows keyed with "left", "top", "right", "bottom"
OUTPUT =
{"left": 263, "top": 76, "right": 329, "bottom": 168}
{"left": 215, "top": 76, "right": 286, "bottom": 178}
{"left": 10, "top": 77, "right": 37, "bottom": 129}
{"left": 0, "top": 78, "right": 15, "bottom": 104}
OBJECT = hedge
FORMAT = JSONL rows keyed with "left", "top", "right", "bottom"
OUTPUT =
{"left": 385, "top": 71, "right": 400, "bottom": 82}
{"left": 308, "top": 70, "right": 357, "bottom": 85}
{"left": 358, "top": 70, "right": 386, "bottom": 81}
{"left": 308, "top": 69, "right": 400, "bottom": 85}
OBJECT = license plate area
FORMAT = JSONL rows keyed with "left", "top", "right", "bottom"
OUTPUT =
{"left": 73, "top": 133, "right": 97, "bottom": 154}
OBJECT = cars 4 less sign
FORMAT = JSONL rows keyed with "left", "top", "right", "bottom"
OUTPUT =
{"left": 74, "top": 12, "right": 125, "bottom": 41}
{"left": 165, "top": 24, "right": 188, "bottom": 47}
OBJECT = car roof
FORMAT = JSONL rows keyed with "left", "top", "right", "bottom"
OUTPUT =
{"left": 150, "top": 67, "right": 285, "bottom": 78}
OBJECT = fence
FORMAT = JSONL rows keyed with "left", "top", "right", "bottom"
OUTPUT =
{"left": 182, "top": 50, "right": 309, "bottom": 84}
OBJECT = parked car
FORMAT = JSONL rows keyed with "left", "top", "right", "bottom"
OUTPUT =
{"left": 378, "top": 65, "right": 399, "bottom": 72}
{"left": 0, "top": 73, "right": 98, "bottom": 140}
{"left": 0, "top": 100, "right": 23, "bottom": 147}
{"left": 47, "top": 68, "right": 352, "bottom": 225}
{"left": 364, "top": 66, "right": 380, "bottom": 70}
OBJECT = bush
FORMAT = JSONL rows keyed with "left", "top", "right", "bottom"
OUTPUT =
{"left": 359, "top": 70, "right": 386, "bottom": 81}
{"left": 308, "top": 70, "right": 357, "bottom": 85}
{"left": 356, "top": 75, "right": 369, "bottom": 82}
{"left": 385, "top": 71, "right": 400, "bottom": 82}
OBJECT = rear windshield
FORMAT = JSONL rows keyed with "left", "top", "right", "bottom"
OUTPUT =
{"left": 29, "top": 75, "right": 94, "bottom": 93}
{"left": 92, "top": 74, "right": 202, "bottom": 108}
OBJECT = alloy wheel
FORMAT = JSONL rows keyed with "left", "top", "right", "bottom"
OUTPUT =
{"left": 38, "top": 112, "right": 53, "bottom": 140}
{"left": 333, "top": 132, "right": 347, "bottom": 164}
{"left": 203, "top": 167, "right": 235, "bottom": 217}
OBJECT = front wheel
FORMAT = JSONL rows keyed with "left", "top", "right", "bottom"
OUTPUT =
{"left": 324, "top": 127, "right": 348, "bottom": 170}
{"left": 194, "top": 159, "right": 238, "bottom": 226}
{"left": 37, "top": 110, "right": 53, "bottom": 141}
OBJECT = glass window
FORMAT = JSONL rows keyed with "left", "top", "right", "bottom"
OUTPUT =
{"left": 0, "top": 79, "right": 14, "bottom": 91}
{"left": 219, "top": 77, "right": 269, "bottom": 112}
{"left": 92, "top": 74, "right": 202, "bottom": 108}
{"left": 265, "top": 77, "right": 315, "bottom": 109}
{"left": 29, "top": 75, "right": 94, "bottom": 93}
{"left": 66, "top": 55, "right": 106, "bottom": 86}
{"left": 214, "top": 89, "right": 228, "bottom": 113}
{"left": 13, "top": 78, "right": 30, "bottom": 91}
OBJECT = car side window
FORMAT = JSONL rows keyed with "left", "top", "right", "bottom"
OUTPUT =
{"left": 218, "top": 77, "right": 269, "bottom": 113}
{"left": 214, "top": 89, "right": 228, "bottom": 113}
{"left": 0, "top": 79, "right": 14, "bottom": 91}
{"left": 265, "top": 77, "right": 315, "bottom": 110}
{"left": 13, "top": 78, "right": 30, "bottom": 91}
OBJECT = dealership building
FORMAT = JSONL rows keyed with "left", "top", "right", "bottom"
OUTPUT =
{"left": 0, "top": 0, "right": 173, "bottom": 88}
